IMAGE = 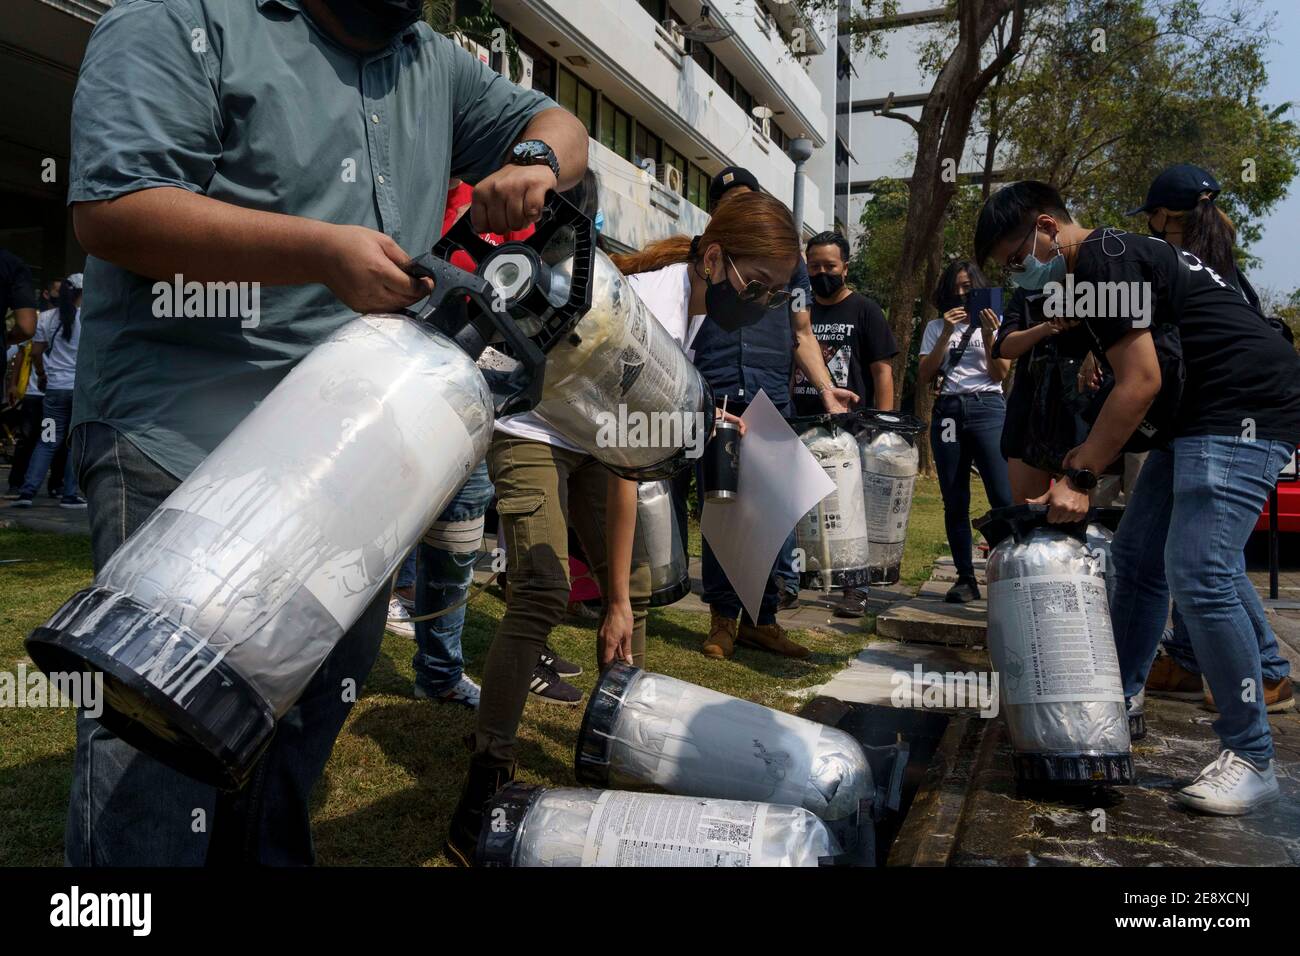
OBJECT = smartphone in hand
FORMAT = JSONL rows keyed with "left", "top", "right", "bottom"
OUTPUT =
{"left": 966, "top": 287, "right": 1003, "bottom": 326}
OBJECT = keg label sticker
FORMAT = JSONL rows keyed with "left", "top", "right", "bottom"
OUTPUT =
{"left": 987, "top": 574, "right": 1125, "bottom": 706}
{"left": 862, "top": 472, "right": 915, "bottom": 544}
{"left": 581, "top": 791, "right": 768, "bottom": 867}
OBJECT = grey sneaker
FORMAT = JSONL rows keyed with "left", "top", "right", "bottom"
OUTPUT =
{"left": 385, "top": 597, "right": 415, "bottom": 638}
{"left": 1176, "top": 751, "right": 1278, "bottom": 816}
{"left": 414, "top": 675, "right": 481, "bottom": 709}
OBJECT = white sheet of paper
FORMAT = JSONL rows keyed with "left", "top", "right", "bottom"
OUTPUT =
{"left": 700, "top": 390, "right": 834, "bottom": 623}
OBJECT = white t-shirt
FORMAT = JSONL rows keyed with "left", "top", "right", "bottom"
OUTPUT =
{"left": 919, "top": 318, "right": 1001, "bottom": 396}
{"left": 494, "top": 262, "right": 702, "bottom": 449}
{"left": 33, "top": 307, "right": 81, "bottom": 391}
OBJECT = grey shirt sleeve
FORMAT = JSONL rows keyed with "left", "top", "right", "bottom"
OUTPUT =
{"left": 69, "top": 0, "right": 222, "bottom": 203}
{"left": 447, "top": 39, "right": 561, "bottom": 184}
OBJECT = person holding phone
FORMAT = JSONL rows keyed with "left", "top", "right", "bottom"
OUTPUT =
{"left": 917, "top": 260, "right": 1013, "bottom": 602}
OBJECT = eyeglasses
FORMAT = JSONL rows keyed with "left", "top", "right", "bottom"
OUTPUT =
{"left": 729, "top": 257, "right": 792, "bottom": 310}
{"left": 1004, "top": 223, "right": 1040, "bottom": 274}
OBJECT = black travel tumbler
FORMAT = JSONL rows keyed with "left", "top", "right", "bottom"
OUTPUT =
{"left": 703, "top": 419, "right": 741, "bottom": 502}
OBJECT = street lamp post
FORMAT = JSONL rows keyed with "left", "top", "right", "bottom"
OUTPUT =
{"left": 789, "top": 137, "right": 814, "bottom": 238}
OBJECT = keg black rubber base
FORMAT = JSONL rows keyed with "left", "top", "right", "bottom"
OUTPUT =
{"left": 800, "top": 566, "right": 871, "bottom": 591}
{"left": 648, "top": 575, "right": 691, "bottom": 608}
{"left": 1013, "top": 751, "right": 1134, "bottom": 787}
{"left": 574, "top": 661, "right": 639, "bottom": 786}
{"left": 25, "top": 586, "right": 276, "bottom": 792}
{"left": 476, "top": 782, "right": 543, "bottom": 867}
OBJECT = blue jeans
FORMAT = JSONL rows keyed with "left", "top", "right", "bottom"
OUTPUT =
{"left": 773, "top": 531, "right": 799, "bottom": 593}
{"left": 930, "top": 392, "right": 1012, "bottom": 578}
{"left": 64, "top": 423, "right": 386, "bottom": 865}
{"left": 19, "top": 388, "right": 78, "bottom": 498}
{"left": 1163, "top": 601, "right": 1290, "bottom": 682}
{"left": 413, "top": 460, "right": 494, "bottom": 695}
{"left": 1109, "top": 436, "right": 1294, "bottom": 766}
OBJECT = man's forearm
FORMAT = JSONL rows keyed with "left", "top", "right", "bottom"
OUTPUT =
{"left": 1078, "top": 380, "right": 1157, "bottom": 469}
{"left": 517, "top": 107, "right": 589, "bottom": 192}
{"left": 792, "top": 316, "right": 832, "bottom": 390}
{"left": 73, "top": 187, "right": 336, "bottom": 285}
{"left": 604, "top": 474, "right": 637, "bottom": 603}
{"left": 997, "top": 324, "right": 1051, "bottom": 360}
{"left": 872, "top": 363, "right": 895, "bottom": 410}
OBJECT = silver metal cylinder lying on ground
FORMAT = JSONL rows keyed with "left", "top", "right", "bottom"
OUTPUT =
{"left": 575, "top": 663, "right": 873, "bottom": 820}
{"left": 980, "top": 505, "right": 1133, "bottom": 785}
{"left": 795, "top": 420, "right": 869, "bottom": 590}
{"left": 632, "top": 480, "right": 691, "bottom": 607}
{"left": 26, "top": 316, "right": 493, "bottom": 789}
{"left": 856, "top": 412, "right": 922, "bottom": 584}
{"left": 477, "top": 784, "right": 841, "bottom": 867}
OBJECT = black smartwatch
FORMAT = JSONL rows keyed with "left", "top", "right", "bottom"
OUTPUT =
{"left": 509, "top": 140, "right": 560, "bottom": 180}
{"left": 1065, "top": 467, "right": 1098, "bottom": 491}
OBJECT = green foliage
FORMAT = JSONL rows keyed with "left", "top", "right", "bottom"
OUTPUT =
{"left": 987, "top": 0, "right": 1299, "bottom": 262}
{"left": 424, "top": 0, "right": 523, "bottom": 84}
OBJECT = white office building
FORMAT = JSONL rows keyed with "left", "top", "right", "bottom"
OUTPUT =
{"left": 467, "top": 0, "right": 840, "bottom": 248}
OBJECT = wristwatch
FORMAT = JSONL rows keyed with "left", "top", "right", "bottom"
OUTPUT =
{"left": 1065, "top": 467, "right": 1098, "bottom": 491}
{"left": 509, "top": 140, "right": 560, "bottom": 180}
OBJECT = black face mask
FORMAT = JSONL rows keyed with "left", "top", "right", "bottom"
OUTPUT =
{"left": 316, "top": 0, "right": 422, "bottom": 46}
{"left": 705, "top": 271, "right": 770, "bottom": 332}
{"left": 810, "top": 271, "right": 845, "bottom": 299}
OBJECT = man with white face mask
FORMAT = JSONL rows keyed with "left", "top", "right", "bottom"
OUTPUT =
{"left": 975, "top": 180, "right": 1300, "bottom": 816}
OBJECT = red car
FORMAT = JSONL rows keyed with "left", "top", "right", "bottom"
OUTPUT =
{"left": 1256, "top": 445, "right": 1300, "bottom": 533}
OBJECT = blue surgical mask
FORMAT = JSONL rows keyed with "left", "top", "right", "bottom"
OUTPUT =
{"left": 1011, "top": 230, "right": 1067, "bottom": 291}
{"left": 594, "top": 209, "right": 605, "bottom": 234}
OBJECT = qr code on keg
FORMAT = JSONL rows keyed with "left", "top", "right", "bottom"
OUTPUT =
{"left": 1034, "top": 582, "right": 1080, "bottom": 616}
{"left": 702, "top": 822, "right": 753, "bottom": 846}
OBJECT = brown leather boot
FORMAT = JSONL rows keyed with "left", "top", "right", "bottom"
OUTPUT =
{"left": 1145, "top": 653, "right": 1202, "bottom": 700}
{"left": 1203, "top": 675, "right": 1295, "bottom": 714}
{"left": 737, "top": 620, "right": 811, "bottom": 659}
{"left": 702, "top": 611, "right": 738, "bottom": 659}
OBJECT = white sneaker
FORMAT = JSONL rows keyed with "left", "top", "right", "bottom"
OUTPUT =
{"left": 414, "top": 675, "right": 481, "bottom": 708}
{"left": 1176, "top": 750, "right": 1278, "bottom": 816}
{"left": 385, "top": 597, "right": 415, "bottom": 638}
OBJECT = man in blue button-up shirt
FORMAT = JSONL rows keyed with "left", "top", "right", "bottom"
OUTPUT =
{"left": 61, "top": 0, "right": 588, "bottom": 865}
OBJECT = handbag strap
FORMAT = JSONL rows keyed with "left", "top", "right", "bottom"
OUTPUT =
{"left": 934, "top": 321, "right": 979, "bottom": 397}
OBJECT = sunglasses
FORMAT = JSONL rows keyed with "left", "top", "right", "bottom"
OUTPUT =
{"left": 728, "top": 257, "right": 792, "bottom": 310}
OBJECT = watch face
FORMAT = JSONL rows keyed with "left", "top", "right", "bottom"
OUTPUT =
{"left": 514, "top": 141, "right": 547, "bottom": 160}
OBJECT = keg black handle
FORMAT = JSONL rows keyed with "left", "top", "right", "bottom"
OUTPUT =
{"left": 401, "top": 253, "right": 546, "bottom": 418}
{"left": 432, "top": 189, "right": 595, "bottom": 356}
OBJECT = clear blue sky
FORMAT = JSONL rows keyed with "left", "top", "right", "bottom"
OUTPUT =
{"left": 1249, "top": 3, "right": 1299, "bottom": 298}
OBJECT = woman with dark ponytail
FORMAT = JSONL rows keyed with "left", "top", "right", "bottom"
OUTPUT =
{"left": 10, "top": 272, "right": 84, "bottom": 508}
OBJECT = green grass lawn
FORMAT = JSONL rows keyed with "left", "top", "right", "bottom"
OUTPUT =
{"left": 0, "top": 474, "right": 975, "bottom": 866}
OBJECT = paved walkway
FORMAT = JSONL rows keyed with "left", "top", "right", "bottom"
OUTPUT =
{"left": 0, "top": 465, "right": 90, "bottom": 536}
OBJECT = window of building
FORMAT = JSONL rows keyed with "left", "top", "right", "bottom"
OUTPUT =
{"left": 557, "top": 67, "right": 596, "bottom": 135}
{"left": 635, "top": 125, "right": 662, "bottom": 172}
{"left": 638, "top": 0, "right": 668, "bottom": 21}
{"left": 599, "top": 98, "right": 633, "bottom": 160}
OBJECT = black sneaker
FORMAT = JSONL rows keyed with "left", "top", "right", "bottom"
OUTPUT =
{"left": 10, "top": 495, "right": 33, "bottom": 509}
{"left": 539, "top": 645, "right": 581, "bottom": 678}
{"left": 528, "top": 663, "right": 582, "bottom": 706}
{"left": 59, "top": 495, "right": 88, "bottom": 510}
{"left": 945, "top": 576, "right": 981, "bottom": 603}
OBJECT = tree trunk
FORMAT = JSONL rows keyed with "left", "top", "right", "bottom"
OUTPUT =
{"left": 913, "top": 238, "right": 944, "bottom": 477}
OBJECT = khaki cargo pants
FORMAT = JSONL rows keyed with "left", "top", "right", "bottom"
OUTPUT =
{"left": 474, "top": 434, "right": 651, "bottom": 767}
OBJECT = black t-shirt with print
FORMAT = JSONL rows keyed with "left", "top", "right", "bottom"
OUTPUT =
{"left": 793, "top": 291, "right": 899, "bottom": 416}
{"left": 1073, "top": 228, "right": 1300, "bottom": 445}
